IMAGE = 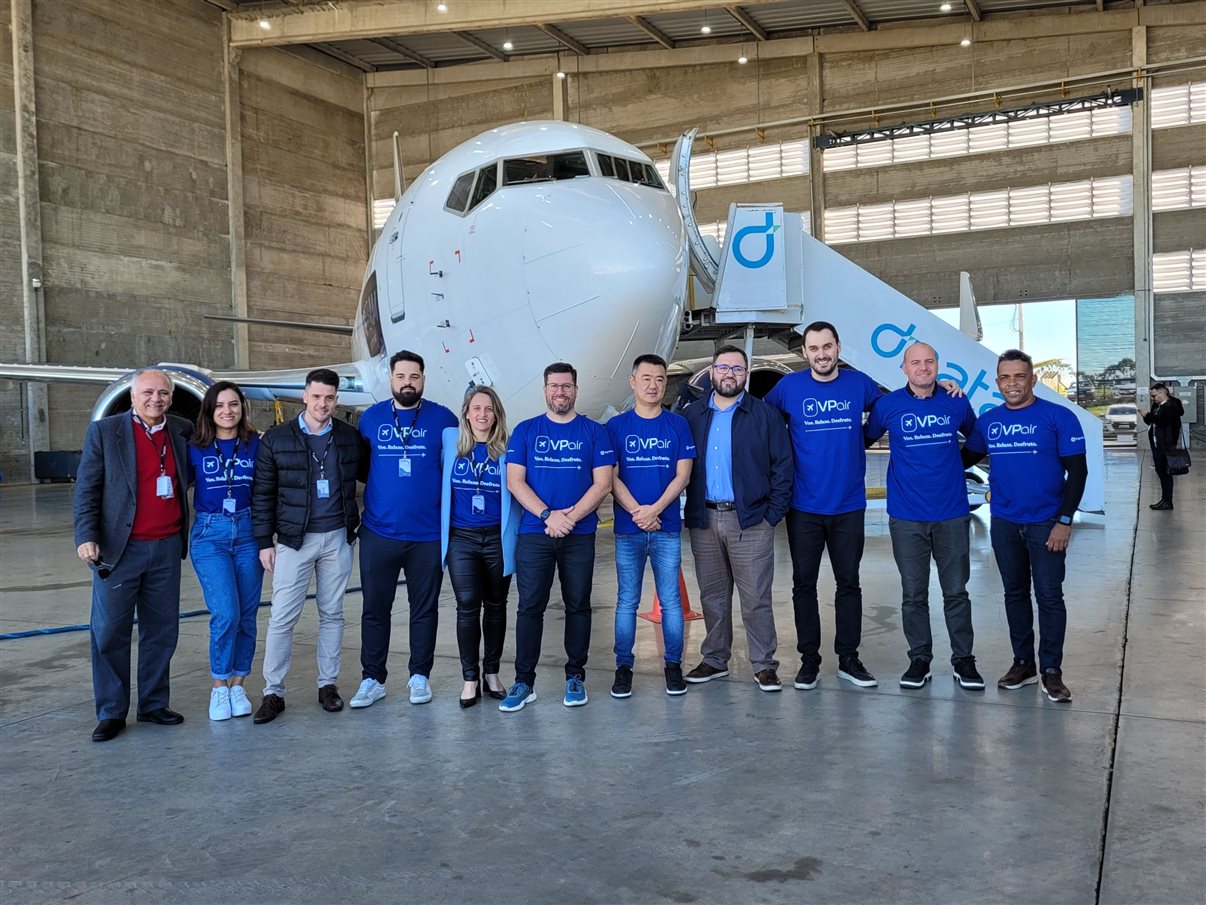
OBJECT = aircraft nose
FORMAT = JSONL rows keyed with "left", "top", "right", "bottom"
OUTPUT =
{"left": 522, "top": 183, "right": 686, "bottom": 382}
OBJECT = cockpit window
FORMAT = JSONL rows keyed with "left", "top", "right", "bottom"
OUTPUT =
{"left": 502, "top": 151, "right": 590, "bottom": 185}
{"left": 356, "top": 271, "right": 384, "bottom": 358}
{"left": 596, "top": 153, "right": 665, "bottom": 190}
{"left": 445, "top": 171, "right": 475, "bottom": 213}
{"left": 468, "top": 164, "right": 498, "bottom": 211}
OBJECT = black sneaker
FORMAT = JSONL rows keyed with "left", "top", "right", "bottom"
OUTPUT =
{"left": 997, "top": 658, "right": 1038, "bottom": 690}
{"left": 1041, "top": 669, "right": 1072, "bottom": 703}
{"left": 899, "top": 658, "right": 932, "bottom": 688}
{"left": 664, "top": 663, "right": 687, "bottom": 696}
{"left": 952, "top": 656, "right": 985, "bottom": 689}
{"left": 610, "top": 666, "right": 633, "bottom": 699}
{"left": 837, "top": 656, "right": 877, "bottom": 687}
{"left": 793, "top": 659, "right": 820, "bottom": 690}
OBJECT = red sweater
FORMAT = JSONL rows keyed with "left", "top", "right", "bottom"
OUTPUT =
{"left": 130, "top": 417, "right": 183, "bottom": 540}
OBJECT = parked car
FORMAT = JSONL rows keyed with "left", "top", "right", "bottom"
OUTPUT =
{"left": 1111, "top": 382, "right": 1136, "bottom": 401}
{"left": 1104, "top": 404, "right": 1137, "bottom": 437}
{"left": 1066, "top": 382, "right": 1095, "bottom": 404}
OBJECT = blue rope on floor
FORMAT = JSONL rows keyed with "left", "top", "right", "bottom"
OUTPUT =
{"left": 0, "top": 579, "right": 405, "bottom": 641}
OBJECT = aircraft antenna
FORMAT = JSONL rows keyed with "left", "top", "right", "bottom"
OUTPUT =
{"left": 393, "top": 131, "right": 405, "bottom": 200}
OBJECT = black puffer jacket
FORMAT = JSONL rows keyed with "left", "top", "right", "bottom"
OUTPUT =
{"left": 1143, "top": 396, "right": 1184, "bottom": 452}
{"left": 253, "top": 417, "right": 366, "bottom": 550}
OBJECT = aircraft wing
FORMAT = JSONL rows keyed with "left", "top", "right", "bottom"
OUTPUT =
{"left": 0, "top": 361, "right": 377, "bottom": 408}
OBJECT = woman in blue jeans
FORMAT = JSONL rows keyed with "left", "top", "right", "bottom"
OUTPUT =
{"left": 439, "top": 386, "right": 520, "bottom": 708}
{"left": 188, "top": 381, "right": 263, "bottom": 721}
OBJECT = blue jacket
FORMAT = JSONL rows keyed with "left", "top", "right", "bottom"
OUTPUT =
{"left": 682, "top": 392, "right": 793, "bottom": 530}
{"left": 439, "top": 426, "right": 520, "bottom": 576}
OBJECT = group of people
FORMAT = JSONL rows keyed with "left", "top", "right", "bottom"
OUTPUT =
{"left": 75, "top": 322, "right": 1100, "bottom": 742}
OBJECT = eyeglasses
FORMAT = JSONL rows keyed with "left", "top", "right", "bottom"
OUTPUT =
{"left": 712, "top": 364, "right": 747, "bottom": 376}
{"left": 545, "top": 383, "right": 576, "bottom": 391}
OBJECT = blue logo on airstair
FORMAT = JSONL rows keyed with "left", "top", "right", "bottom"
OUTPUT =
{"left": 731, "top": 212, "right": 782, "bottom": 269}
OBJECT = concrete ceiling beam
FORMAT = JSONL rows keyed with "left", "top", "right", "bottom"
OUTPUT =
{"left": 628, "top": 15, "right": 676, "bottom": 49}
{"left": 725, "top": 6, "right": 769, "bottom": 41}
{"left": 842, "top": 0, "right": 872, "bottom": 32}
{"left": 454, "top": 30, "right": 509, "bottom": 61}
{"left": 964, "top": 0, "right": 983, "bottom": 23}
{"left": 536, "top": 23, "right": 590, "bottom": 56}
{"left": 369, "top": 37, "right": 435, "bottom": 69}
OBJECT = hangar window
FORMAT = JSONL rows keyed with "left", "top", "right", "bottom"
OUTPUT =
{"left": 468, "top": 164, "right": 499, "bottom": 211}
{"left": 502, "top": 152, "right": 590, "bottom": 185}
{"left": 445, "top": 171, "right": 475, "bottom": 213}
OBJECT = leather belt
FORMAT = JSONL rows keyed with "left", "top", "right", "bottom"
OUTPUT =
{"left": 705, "top": 501, "right": 736, "bottom": 511}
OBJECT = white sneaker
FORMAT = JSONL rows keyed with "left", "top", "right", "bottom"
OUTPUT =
{"left": 209, "top": 686, "right": 232, "bottom": 721}
{"left": 350, "top": 678, "right": 387, "bottom": 709}
{"left": 228, "top": 685, "right": 253, "bottom": 717}
{"left": 407, "top": 674, "right": 432, "bottom": 704}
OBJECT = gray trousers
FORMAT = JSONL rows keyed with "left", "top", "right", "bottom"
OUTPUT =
{"left": 888, "top": 515, "right": 974, "bottom": 664}
{"left": 688, "top": 510, "right": 779, "bottom": 672}
{"left": 262, "top": 529, "right": 354, "bottom": 697}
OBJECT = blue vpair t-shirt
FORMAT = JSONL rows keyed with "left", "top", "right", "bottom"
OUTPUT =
{"left": 964, "top": 397, "right": 1086, "bottom": 524}
{"left": 507, "top": 414, "right": 615, "bottom": 535}
{"left": 607, "top": 409, "right": 696, "bottom": 535}
{"left": 449, "top": 442, "right": 504, "bottom": 529}
{"left": 864, "top": 387, "right": 977, "bottom": 522}
{"left": 359, "top": 399, "right": 458, "bottom": 541}
{"left": 189, "top": 435, "right": 259, "bottom": 514}
{"left": 765, "top": 368, "right": 884, "bottom": 515}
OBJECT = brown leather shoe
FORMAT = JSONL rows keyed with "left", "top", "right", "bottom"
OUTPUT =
{"left": 253, "top": 694, "right": 286, "bottom": 724}
{"left": 318, "top": 684, "right": 344, "bottom": 712}
{"left": 1041, "top": 670, "right": 1072, "bottom": 703}
{"left": 685, "top": 662, "right": 729, "bottom": 684}
{"left": 754, "top": 668, "right": 782, "bottom": 692}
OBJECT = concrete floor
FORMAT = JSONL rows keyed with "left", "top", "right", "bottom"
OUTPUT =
{"left": 0, "top": 449, "right": 1202, "bottom": 904}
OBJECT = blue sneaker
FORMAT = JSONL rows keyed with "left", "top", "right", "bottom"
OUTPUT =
{"left": 499, "top": 683, "right": 536, "bottom": 712}
{"left": 563, "top": 676, "right": 588, "bottom": 707}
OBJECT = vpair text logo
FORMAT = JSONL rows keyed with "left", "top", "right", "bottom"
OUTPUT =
{"left": 535, "top": 437, "right": 583, "bottom": 453}
{"left": 802, "top": 398, "right": 851, "bottom": 418}
{"left": 900, "top": 413, "right": 952, "bottom": 433}
{"left": 625, "top": 435, "right": 671, "bottom": 453}
{"left": 987, "top": 422, "right": 1036, "bottom": 441}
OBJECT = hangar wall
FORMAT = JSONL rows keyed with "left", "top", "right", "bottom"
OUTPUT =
{"left": 0, "top": 0, "right": 369, "bottom": 483}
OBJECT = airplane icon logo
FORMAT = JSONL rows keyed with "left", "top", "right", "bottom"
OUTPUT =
{"left": 535, "top": 437, "right": 551, "bottom": 453}
{"left": 202, "top": 457, "right": 220, "bottom": 475}
{"left": 901, "top": 413, "right": 918, "bottom": 434}
{"left": 378, "top": 425, "right": 395, "bottom": 443}
{"left": 988, "top": 423, "right": 1003, "bottom": 441}
{"left": 803, "top": 399, "right": 819, "bottom": 418}
{"left": 625, "top": 435, "right": 641, "bottom": 454}
{"left": 453, "top": 459, "right": 470, "bottom": 476}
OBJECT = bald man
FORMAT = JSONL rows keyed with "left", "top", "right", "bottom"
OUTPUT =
{"left": 75, "top": 369, "right": 194, "bottom": 741}
{"left": 864, "top": 342, "right": 982, "bottom": 690}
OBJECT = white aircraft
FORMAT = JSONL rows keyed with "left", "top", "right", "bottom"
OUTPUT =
{"left": 1, "top": 121, "right": 689, "bottom": 424}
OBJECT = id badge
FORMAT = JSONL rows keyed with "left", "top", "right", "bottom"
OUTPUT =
{"left": 398, "top": 457, "right": 412, "bottom": 477}
{"left": 155, "top": 475, "right": 174, "bottom": 498}
{"left": 471, "top": 494, "right": 486, "bottom": 515}
{"left": 222, "top": 497, "right": 236, "bottom": 514}
{"left": 316, "top": 479, "right": 330, "bottom": 499}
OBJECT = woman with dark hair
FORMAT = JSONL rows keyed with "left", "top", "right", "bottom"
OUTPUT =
{"left": 188, "top": 381, "right": 263, "bottom": 720}
{"left": 1141, "top": 382, "right": 1185, "bottom": 511}
{"left": 440, "top": 386, "right": 520, "bottom": 708}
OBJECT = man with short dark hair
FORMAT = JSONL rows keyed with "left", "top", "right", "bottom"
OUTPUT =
{"left": 251, "top": 368, "right": 366, "bottom": 723}
{"left": 501, "top": 362, "right": 614, "bottom": 711}
{"left": 682, "top": 345, "right": 793, "bottom": 692}
{"left": 607, "top": 354, "right": 695, "bottom": 697}
{"left": 865, "top": 342, "right": 984, "bottom": 690}
{"left": 351, "top": 350, "right": 456, "bottom": 709}
{"left": 963, "top": 349, "right": 1088, "bottom": 703}
{"left": 74, "top": 369, "right": 193, "bottom": 742}
{"left": 765, "top": 321, "right": 884, "bottom": 690}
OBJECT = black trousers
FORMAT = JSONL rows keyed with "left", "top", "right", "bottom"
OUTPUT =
{"left": 447, "top": 526, "right": 511, "bottom": 680}
{"left": 358, "top": 526, "right": 444, "bottom": 683}
{"left": 786, "top": 508, "right": 866, "bottom": 665}
{"left": 513, "top": 532, "right": 595, "bottom": 687}
{"left": 1152, "top": 447, "right": 1175, "bottom": 503}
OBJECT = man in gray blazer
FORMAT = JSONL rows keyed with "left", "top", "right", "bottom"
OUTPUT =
{"left": 74, "top": 369, "right": 193, "bottom": 742}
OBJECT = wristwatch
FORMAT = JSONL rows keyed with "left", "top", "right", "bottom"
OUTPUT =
{"left": 1057, "top": 515, "right": 1073, "bottom": 526}
{"left": 539, "top": 508, "right": 551, "bottom": 522}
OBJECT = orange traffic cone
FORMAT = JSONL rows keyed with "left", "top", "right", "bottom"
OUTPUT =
{"left": 638, "top": 568, "right": 704, "bottom": 623}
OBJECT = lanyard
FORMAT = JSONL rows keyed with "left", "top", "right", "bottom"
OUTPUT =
{"left": 469, "top": 444, "right": 491, "bottom": 493}
{"left": 134, "top": 415, "right": 168, "bottom": 476}
{"left": 216, "top": 439, "right": 240, "bottom": 498}
{"left": 310, "top": 435, "right": 335, "bottom": 479}
{"left": 391, "top": 401, "right": 422, "bottom": 453}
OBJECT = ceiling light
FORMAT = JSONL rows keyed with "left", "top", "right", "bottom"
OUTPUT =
{"left": 738, "top": 55, "right": 748, "bottom": 64}
{"left": 960, "top": 36, "right": 973, "bottom": 46}
{"left": 556, "top": 70, "right": 566, "bottom": 79}
{"left": 502, "top": 40, "right": 513, "bottom": 51}
{"left": 700, "top": 24, "right": 712, "bottom": 34}
{"left": 436, "top": 2, "right": 447, "bottom": 12}
{"left": 940, "top": 2, "right": 952, "bottom": 11}
{"left": 258, "top": 18, "right": 271, "bottom": 29}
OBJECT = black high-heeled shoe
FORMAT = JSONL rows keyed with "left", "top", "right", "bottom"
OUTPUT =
{"left": 459, "top": 682, "right": 482, "bottom": 709}
{"left": 483, "top": 675, "right": 507, "bottom": 700}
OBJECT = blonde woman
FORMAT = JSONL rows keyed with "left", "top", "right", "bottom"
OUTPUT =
{"left": 440, "top": 386, "right": 520, "bottom": 708}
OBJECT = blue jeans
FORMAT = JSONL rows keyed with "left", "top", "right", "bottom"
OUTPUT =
{"left": 190, "top": 510, "right": 264, "bottom": 681}
{"left": 990, "top": 516, "right": 1066, "bottom": 671}
{"left": 614, "top": 531, "right": 684, "bottom": 668}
